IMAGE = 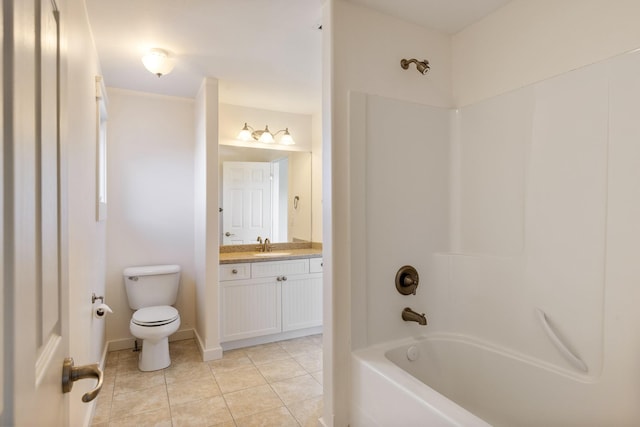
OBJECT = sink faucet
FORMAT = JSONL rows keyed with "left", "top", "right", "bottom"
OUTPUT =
{"left": 402, "top": 307, "right": 427, "bottom": 325}
{"left": 256, "top": 236, "right": 263, "bottom": 252}
{"left": 263, "top": 238, "right": 272, "bottom": 252}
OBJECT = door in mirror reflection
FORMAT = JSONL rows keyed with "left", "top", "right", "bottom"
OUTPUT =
{"left": 222, "top": 161, "right": 274, "bottom": 244}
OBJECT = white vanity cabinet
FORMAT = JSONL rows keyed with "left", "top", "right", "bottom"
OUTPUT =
{"left": 220, "top": 257, "right": 322, "bottom": 345}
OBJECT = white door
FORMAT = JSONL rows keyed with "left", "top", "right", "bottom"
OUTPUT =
{"left": 222, "top": 162, "right": 272, "bottom": 244}
{"left": 2, "top": 1, "right": 75, "bottom": 424}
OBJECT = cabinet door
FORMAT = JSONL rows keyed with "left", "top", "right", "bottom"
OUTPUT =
{"left": 220, "top": 278, "right": 281, "bottom": 342}
{"left": 281, "top": 273, "right": 323, "bottom": 332}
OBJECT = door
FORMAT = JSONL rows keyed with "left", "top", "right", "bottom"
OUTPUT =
{"left": 2, "top": 1, "right": 69, "bottom": 425}
{"left": 222, "top": 161, "right": 272, "bottom": 244}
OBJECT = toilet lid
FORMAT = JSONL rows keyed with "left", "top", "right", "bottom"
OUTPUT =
{"left": 132, "top": 306, "right": 179, "bottom": 326}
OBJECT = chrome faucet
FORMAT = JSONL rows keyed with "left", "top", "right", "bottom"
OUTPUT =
{"left": 402, "top": 307, "right": 427, "bottom": 325}
{"left": 263, "top": 238, "right": 272, "bottom": 252}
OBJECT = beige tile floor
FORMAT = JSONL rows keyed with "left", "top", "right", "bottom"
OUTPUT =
{"left": 91, "top": 335, "right": 323, "bottom": 427}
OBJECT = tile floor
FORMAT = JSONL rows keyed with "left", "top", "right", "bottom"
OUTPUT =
{"left": 91, "top": 335, "right": 323, "bottom": 427}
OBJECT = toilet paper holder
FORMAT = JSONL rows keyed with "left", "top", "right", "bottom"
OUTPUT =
{"left": 91, "top": 293, "right": 104, "bottom": 304}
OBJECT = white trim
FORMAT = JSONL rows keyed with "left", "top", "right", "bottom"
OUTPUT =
{"left": 194, "top": 328, "right": 223, "bottom": 361}
{"left": 106, "top": 328, "right": 194, "bottom": 352}
{"left": 220, "top": 326, "right": 322, "bottom": 351}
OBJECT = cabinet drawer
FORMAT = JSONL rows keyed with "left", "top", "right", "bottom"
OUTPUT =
{"left": 220, "top": 263, "right": 251, "bottom": 281}
{"left": 309, "top": 258, "right": 323, "bottom": 273}
{"left": 252, "top": 259, "right": 309, "bottom": 278}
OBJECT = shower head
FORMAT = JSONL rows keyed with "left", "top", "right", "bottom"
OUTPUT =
{"left": 400, "top": 58, "right": 430, "bottom": 75}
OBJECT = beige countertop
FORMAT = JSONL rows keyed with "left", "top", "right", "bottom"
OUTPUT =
{"left": 219, "top": 247, "right": 323, "bottom": 264}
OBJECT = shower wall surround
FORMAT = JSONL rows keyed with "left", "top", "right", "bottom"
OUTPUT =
{"left": 355, "top": 49, "right": 640, "bottom": 382}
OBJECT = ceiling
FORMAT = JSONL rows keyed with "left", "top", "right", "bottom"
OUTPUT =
{"left": 85, "top": 0, "right": 511, "bottom": 115}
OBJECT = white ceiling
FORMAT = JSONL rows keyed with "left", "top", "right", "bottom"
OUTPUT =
{"left": 85, "top": 0, "right": 510, "bottom": 115}
{"left": 348, "top": 0, "right": 512, "bottom": 35}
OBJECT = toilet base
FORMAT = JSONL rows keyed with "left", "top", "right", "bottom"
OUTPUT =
{"left": 138, "top": 337, "right": 171, "bottom": 371}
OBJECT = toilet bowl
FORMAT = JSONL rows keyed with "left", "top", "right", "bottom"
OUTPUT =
{"left": 129, "top": 305, "right": 181, "bottom": 371}
{"left": 123, "top": 264, "right": 181, "bottom": 371}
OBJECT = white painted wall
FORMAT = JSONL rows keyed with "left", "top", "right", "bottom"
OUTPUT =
{"left": 219, "top": 104, "right": 312, "bottom": 152}
{"left": 105, "top": 89, "right": 196, "bottom": 346}
{"left": 60, "top": 0, "right": 107, "bottom": 425}
{"left": 193, "top": 78, "right": 222, "bottom": 360}
{"left": 452, "top": 0, "right": 640, "bottom": 106}
{"left": 311, "top": 112, "right": 323, "bottom": 243}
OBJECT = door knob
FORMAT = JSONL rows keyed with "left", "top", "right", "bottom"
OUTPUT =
{"left": 62, "top": 357, "right": 104, "bottom": 402}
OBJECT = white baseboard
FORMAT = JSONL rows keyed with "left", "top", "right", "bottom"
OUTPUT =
{"left": 106, "top": 328, "right": 194, "bottom": 352}
{"left": 221, "top": 326, "right": 323, "bottom": 351}
{"left": 194, "top": 329, "right": 223, "bottom": 362}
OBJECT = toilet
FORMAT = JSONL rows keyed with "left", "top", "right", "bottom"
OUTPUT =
{"left": 123, "top": 264, "right": 181, "bottom": 371}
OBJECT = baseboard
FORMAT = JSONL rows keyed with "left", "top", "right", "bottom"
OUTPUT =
{"left": 221, "top": 326, "right": 323, "bottom": 351}
{"left": 194, "top": 328, "right": 223, "bottom": 362}
{"left": 106, "top": 328, "right": 195, "bottom": 352}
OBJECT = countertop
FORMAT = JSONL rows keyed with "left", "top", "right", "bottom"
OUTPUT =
{"left": 219, "top": 247, "right": 323, "bottom": 264}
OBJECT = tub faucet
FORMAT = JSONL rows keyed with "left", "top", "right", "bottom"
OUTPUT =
{"left": 402, "top": 307, "right": 427, "bottom": 325}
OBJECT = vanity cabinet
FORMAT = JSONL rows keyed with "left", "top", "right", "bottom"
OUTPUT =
{"left": 220, "top": 258, "right": 322, "bottom": 344}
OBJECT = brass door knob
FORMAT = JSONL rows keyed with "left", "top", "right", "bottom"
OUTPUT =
{"left": 62, "top": 357, "right": 104, "bottom": 402}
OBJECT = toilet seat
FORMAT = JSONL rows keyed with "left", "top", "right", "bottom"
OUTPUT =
{"left": 132, "top": 306, "right": 179, "bottom": 327}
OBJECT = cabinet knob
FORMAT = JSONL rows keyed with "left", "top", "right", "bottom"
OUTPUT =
{"left": 232, "top": 269, "right": 238, "bottom": 274}
{"left": 282, "top": 276, "right": 287, "bottom": 281}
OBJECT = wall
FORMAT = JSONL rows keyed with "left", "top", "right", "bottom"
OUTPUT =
{"left": 311, "top": 112, "right": 322, "bottom": 243}
{"left": 452, "top": 0, "right": 640, "bottom": 106}
{"left": 193, "top": 78, "right": 222, "bottom": 360}
{"left": 105, "top": 89, "right": 196, "bottom": 346}
{"left": 61, "top": 1, "right": 107, "bottom": 425}
{"left": 218, "top": 104, "right": 313, "bottom": 152}
{"left": 328, "top": 1, "right": 453, "bottom": 424}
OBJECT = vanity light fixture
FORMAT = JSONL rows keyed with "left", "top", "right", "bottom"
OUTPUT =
{"left": 237, "top": 123, "right": 296, "bottom": 145}
{"left": 142, "top": 48, "right": 176, "bottom": 77}
{"left": 400, "top": 58, "right": 430, "bottom": 75}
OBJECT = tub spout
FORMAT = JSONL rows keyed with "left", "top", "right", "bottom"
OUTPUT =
{"left": 402, "top": 307, "right": 427, "bottom": 325}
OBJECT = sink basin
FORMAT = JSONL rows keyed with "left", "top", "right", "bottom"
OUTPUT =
{"left": 253, "top": 252, "right": 292, "bottom": 257}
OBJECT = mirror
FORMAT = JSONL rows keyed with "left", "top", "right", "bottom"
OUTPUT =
{"left": 219, "top": 145, "right": 312, "bottom": 246}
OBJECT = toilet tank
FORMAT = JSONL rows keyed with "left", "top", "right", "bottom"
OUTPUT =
{"left": 123, "top": 264, "right": 181, "bottom": 310}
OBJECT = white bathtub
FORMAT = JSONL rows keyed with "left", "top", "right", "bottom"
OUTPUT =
{"left": 351, "top": 334, "right": 628, "bottom": 427}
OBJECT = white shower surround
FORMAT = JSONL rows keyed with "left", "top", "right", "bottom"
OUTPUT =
{"left": 348, "top": 49, "right": 640, "bottom": 424}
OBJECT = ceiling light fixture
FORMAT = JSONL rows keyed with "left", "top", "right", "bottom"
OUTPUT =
{"left": 142, "top": 48, "right": 175, "bottom": 77}
{"left": 400, "top": 58, "right": 430, "bottom": 75}
{"left": 237, "top": 123, "right": 296, "bottom": 145}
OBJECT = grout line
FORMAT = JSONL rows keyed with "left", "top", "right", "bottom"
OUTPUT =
{"left": 102, "top": 336, "right": 322, "bottom": 426}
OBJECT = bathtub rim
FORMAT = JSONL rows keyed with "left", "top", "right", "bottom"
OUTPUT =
{"left": 352, "top": 335, "right": 492, "bottom": 427}
{"left": 352, "top": 332, "right": 599, "bottom": 427}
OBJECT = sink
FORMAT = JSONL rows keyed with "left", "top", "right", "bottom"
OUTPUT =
{"left": 253, "top": 252, "right": 292, "bottom": 257}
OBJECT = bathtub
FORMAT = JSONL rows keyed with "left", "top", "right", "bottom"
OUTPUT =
{"left": 350, "top": 334, "right": 623, "bottom": 427}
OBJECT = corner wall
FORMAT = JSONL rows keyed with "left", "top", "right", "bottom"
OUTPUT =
{"left": 193, "top": 78, "right": 222, "bottom": 360}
